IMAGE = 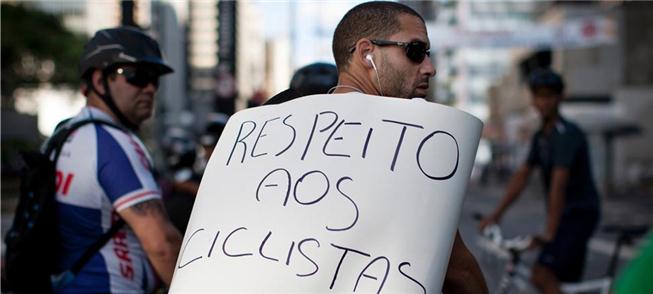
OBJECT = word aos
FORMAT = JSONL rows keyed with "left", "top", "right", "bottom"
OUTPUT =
{"left": 256, "top": 168, "right": 359, "bottom": 232}
{"left": 225, "top": 110, "right": 461, "bottom": 181}
{"left": 176, "top": 226, "right": 427, "bottom": 293}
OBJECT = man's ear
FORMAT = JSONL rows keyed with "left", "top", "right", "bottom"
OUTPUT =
{"left": 353, "top": 39, "right": 375, "bottom": 68}
{"left": 90, "top": 70, "right": 108, "bottom": 96}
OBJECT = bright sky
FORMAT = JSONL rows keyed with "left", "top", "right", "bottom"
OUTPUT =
{"left": 255, "top": 0, "right": 365, "bottom": 70}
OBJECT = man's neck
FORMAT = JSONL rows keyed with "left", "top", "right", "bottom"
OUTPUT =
{"left": 541, "top": 113, "right": 560, "bottom": 134}
{"left": 334, "top": 70, "right": 381, "bottom": 96}
{"left": 86, "top": 94, "right": 121, "bottom": 124}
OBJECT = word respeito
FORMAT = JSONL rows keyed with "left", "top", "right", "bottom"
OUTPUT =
{"left": 225, "top": 111, "right": 460, "bottom": 181}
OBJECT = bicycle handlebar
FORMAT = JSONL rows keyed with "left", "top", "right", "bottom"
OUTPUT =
{"left": 474, "top": 211, "right": 532, "bottom": 252}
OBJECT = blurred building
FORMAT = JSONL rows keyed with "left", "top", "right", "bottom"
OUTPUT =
{"left": 236, "top": 1, "right": 266, "bottom": 109}
{"left": 494, "top": 1, "right": 653, "bottom": 194}
{"left": 264, "top": 39, "right": 293, "bottom": 98}
{"left": 431, "top": 1, "right": 539, "bottom": 120}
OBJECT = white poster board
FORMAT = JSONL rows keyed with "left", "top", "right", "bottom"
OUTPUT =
{"left": 170, "top": 93, "right": 483, "bottom": 293}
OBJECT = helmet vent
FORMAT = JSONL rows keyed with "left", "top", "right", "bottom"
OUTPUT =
{"left": 118, "top": 52, "right": 137, "bottom": 62}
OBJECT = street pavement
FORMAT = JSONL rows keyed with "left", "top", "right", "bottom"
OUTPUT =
{"left": 1, "top": 176, "right": 650, "bottom": 293}
{"left": 459, "top": 178, "right": 653, "bottom": 292}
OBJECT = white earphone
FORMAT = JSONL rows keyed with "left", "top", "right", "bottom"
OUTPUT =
{"left": 365, "top": 54, "right": 384, "bottom": 96}
{"left": 366, "top": 54, "right": 374, "bottom": 66}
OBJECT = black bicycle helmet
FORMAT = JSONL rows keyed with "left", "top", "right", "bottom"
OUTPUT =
{"left": 264, "top": 62, "right": 338, "bottom": 105}
{"left": 80, "top": 26, "right": 173, "bottom": 77}
{"left": 79, "top": 27, "right": 173, "bottom": 130}
{"left": 290, "top": 62, "right": 338, "bottom": 97}
{"left": 200, "top": 113, "right": 230, "bottom": 147}
{"left": 528, "top": 68, "right": 564, "bottom": 95}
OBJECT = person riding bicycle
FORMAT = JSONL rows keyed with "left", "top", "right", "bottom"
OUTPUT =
{"left": 55, "top": 26, "right": 182, "bottom": 292}
{"left": 479, "top": 68, "right": 601, "bottom": 293}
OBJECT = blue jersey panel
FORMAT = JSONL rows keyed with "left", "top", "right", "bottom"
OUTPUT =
{"left": 96, "top": 125, "right": 144, "bottom": 202}
{"left": 57, "top": 203, "right": 102, "bottom": 270}
{"left": 58, "top": 254, "right": 110, "bottom": 294}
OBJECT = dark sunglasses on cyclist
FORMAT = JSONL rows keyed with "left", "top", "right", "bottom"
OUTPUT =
{"left": 113, "top": 67, "right": 160, "bottom": 88}
{"left": 370, "top": 40, "right": 430, "bottom": 64}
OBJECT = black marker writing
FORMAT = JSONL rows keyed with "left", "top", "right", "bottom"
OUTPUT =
{"left": 354, "top": 256, "right": 390, "bottom": 294}
{"left": 222, "top": 227, "right": 253, "bottom": 257}
{"left": 302, "top": 111, "right": 338, "bottom": 160}
{"left": 256, "top": 168, "right": 292, "bottom": 206}
{"left": 416, "top": 130, "right": 459, "bottom": 180}
{"left": 326, "top": 177, "right": 359, "bottom": 232}
{"left": 207, "top": 230, "right": 220, "bottom": 258}
{"left": 275, "top": 114, "right": 296, "bottom": 157}
{"left": 398, "top": 262, "right": 427, "bottom": 294}
{"left": 329, "top": 243, "right": 371, "bottom": 289}
{"left": 296, "top": 238, "right": 321, "bottom": 277}
{"left": 177, "top": 228, "right": 205, "bottom": 269}
{"left": 293, "top": 170, "right": 330, "bottom": 205}
{"left": 381, "top": 119, "right": 424, "bottom": 172}
{"left": 259, "top": 231, "right": 279, "bottom": 262}
{"left": 286, "top": 241, "right": 296, "bottom": 266}
{"left": 251, "top": 117, "right": 279, "bottom": 158}
{"left": 226, "top": 120, "right": 257, "bottom": 165}
{"left": 362, "top": 128, "right": 373, "bottom": 158}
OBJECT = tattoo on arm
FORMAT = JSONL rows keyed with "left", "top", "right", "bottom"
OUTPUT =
{"left": 130, "top": 199, "right": 167, "bottom": 217}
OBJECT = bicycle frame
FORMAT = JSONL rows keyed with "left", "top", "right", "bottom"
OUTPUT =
{"left": 476, "top": 224, "right": 614, "bottom": 294}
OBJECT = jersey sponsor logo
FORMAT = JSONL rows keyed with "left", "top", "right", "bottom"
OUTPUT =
{"left": 127, "top": 136, "right": 151, "bottom": 170}
{"left": 55, "top": 170, "right": 75, "bottom": 196}
{"left": 112, "top": 212, "right": 134, "bottom": 280}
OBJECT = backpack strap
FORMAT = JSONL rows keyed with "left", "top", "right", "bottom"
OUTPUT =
{"left": 46, "top": 119, "right": 128, "bottom": 278}
{"left": 70, "top": 219, "right": 126, "bottom": 274}
{"left": 45, "top": 118, "right": 123, "bottom": 162}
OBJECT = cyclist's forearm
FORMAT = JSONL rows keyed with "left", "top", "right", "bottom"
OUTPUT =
{"left": 493, "top": 165, "right": 530, "bottom": 220}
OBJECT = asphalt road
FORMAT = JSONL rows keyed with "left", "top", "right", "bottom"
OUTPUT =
{"left": 1, "top": 178, "right": 650, "bottom": 293}
{"left": 459, "top": 181, "right": 651, "bottom": 293}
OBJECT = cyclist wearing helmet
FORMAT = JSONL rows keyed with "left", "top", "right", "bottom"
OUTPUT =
{"left": 480, "top": 69, "right": 600, "bottom": 293}
{"left": 54, "top": 27, "right": 182, "bottom": 292}
{"left": 263, "top": 62, "right": 338, "bottom": 105}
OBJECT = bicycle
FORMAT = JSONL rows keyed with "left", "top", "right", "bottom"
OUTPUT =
{"left": 472, "top": 212, "right": 649, "bottom": 294}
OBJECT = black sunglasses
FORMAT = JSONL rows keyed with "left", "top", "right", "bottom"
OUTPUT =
{"left": 113, "top": 67, "right": 160, "bottom": 88}
{"left": 370, "top": 40, "right": 430, "bottom": 64}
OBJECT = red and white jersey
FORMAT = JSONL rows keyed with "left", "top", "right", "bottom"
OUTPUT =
{"left": 55, "top": 107, "right": 159, "bottom": 293}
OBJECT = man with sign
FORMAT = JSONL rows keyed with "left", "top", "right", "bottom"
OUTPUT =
{"left": 329, "top": 2, "right": 487, "bottom": 293}
{"left": 171, "top": 1, "right": 487, "bottom": 293}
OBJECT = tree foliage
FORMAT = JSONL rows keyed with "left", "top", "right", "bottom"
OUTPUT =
{"left": 1, "top": 3, "right": 86, "bottom": 101}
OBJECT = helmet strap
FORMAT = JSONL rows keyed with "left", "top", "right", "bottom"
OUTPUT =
{"left": 89, "top": 72, "right": 139, "bottom": 131}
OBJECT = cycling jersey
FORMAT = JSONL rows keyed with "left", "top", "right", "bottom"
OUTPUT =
{"left": 526, "top": 117, "right": 600, "bottom": 281}
{"left": 54, "top": 107, "right": 159, "bottom": 293}
{"left": 526, "top": 117, "right": 600, "bottom": 212}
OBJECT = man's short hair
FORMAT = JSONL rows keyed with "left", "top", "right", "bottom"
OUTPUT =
{"left": 528, "top": 68, "right": 565, "bottom": 95}
{"left": 332, "top": 1, "right": 424, "bottom": 71}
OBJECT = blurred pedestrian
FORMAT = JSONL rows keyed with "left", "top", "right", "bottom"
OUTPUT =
{"left": 55, "top": 26, "right": 182, "bottom": 292}
{"left": 196, "top": 112, "right": 230, "bottom": 173}
{"left": 479, "top": 69, "right": 601, "bottom": 294}
{"left": 159, "top": 113, "right": 229, "bottom": 234}
{"left": 160, "top": 127, "right": 201, "bottom": 234}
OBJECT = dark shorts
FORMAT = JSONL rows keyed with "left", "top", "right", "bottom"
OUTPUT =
{"left": 537, "top": 208, "right": 599, "bottom": 282}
